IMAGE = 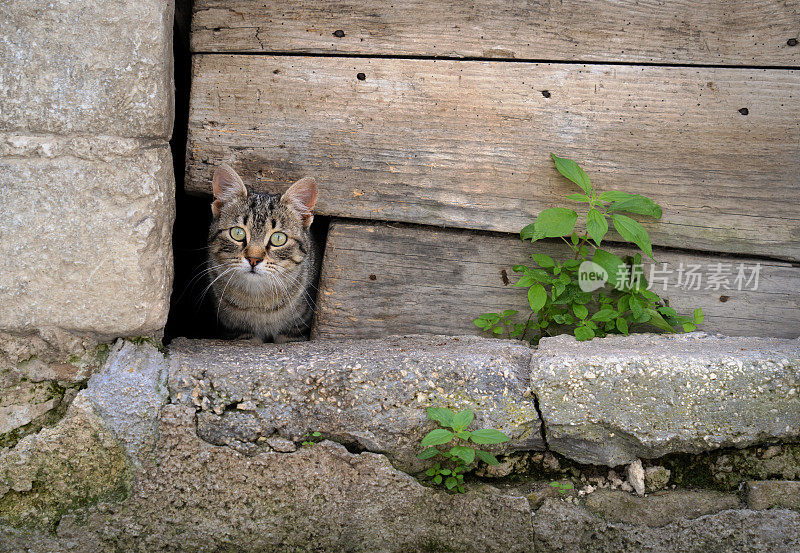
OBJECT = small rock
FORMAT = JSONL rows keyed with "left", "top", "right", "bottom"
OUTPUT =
{"left": 543, "top": 452, "right": 560, "bottom": 471}
{"left": 620, "top": 482, "right": 633, "bottom": 493}
{"left": 627, "top": 459, "right": 645, "bottom": 495}
{"left": 645, "top": 465, "right": 671, "bottom": 492}
{"left": 266, "top": 436, "right": 297, "bottom": 453}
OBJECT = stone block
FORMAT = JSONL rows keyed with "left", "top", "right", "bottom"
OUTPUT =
{"left": 530, "top": 332, "right": 800, "bottom": 466}
{"left": 0, "top": 0, "right": 173, "bottom": 137}
{"left": 0, "top": 147, "right": 175, "bottom": 337}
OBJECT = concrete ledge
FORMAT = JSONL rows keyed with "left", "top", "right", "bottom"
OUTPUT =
{"left": 168, "top": 335, "right": 542, "bottom": 472}
{"left": 531, "top": 332, "right": 800, "bottom": 466}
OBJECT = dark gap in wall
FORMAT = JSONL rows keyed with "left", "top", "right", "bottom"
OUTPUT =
{"left": 164, "top": 0, "right": 333, "bottom": 343}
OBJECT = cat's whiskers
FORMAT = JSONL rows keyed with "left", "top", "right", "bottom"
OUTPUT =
{"left": 279, "top": 269, "right": 317, "bottom": 313}
{"left": 216, "top": 268, "right": 240, "bottom": 320}
{"left": 198, "top": 266, "right": 237, "bottom": 306}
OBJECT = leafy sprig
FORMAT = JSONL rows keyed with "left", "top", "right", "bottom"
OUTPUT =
{"left": 417, "top": 407, "right": 510, "bottom": 493}
{"left": 476, "top": 154, "right": 702, "bottom": 343}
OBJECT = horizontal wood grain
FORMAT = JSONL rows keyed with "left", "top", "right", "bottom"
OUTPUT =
{"left": 191, "top": 0, "right": 800, "bottom": 67}
{"left": 312, "top": 221, "right": 800, "bottom": 340}
{"left": 187, "top": 55, "right": 800, "bottom": 260}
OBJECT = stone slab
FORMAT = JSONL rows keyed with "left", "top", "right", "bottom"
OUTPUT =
{"left": 0, "top": 0, "right": 173, "bottom": 137}
{"left": 168, "top": 335, "right": 542, "bottom": 472}
{"left": 530, "top": 332, "right": 800, "bottom": 466}
{"left": 0, "top": 147, "right": 175, "bottom": 337}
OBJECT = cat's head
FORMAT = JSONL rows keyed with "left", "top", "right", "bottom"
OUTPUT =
{"left": 208, "top": 164, "right": 318, "bottom": 283}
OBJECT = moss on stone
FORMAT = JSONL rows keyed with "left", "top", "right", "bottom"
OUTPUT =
{"left": 0, "top": 396, "right": 131, "bottom": 532}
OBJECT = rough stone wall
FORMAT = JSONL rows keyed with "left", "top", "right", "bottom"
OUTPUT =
{"left": 0, "top": 0, "right": 175, "bottom": 339}
{"left": 2, "top": 335, "right": 799, "bottom": 552}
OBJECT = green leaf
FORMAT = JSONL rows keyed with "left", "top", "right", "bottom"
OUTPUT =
{"left": 645, "top": 308, "right": 677, "bottom": 333}
{"left": 445, "top": 477, "right": 457, "bottom": 490}
{"left": 592, "top": 308, "right": 617, "bottom": 322}
{"left": 611, "top": 214, "right": 654, "bottom": 260}
{"left": 574, "top": 326, "right": 595, "bottom": 341}
{"left": 528, "top": 284, "right": 548, "bottom": 313}
{"left": 586, "top": 208, "right": 609, "bottom": 246}
{"left": 456, "top": 431, "right": 472, "bottom": 440}
{"left": 658, "top": 306, "right": 678, "bottom": 318}
{"left": 520, "top": 223, "right": 537, "bottom": 241}
{"left": 683, "top": 322, "right": 697, "bottom": 332}
{"left": 492, "top": 327, "right": 503, "bottom": 335}
{"left": 609, "top": 195, "right": 662, "bottom": 219}
{"left": 475, "top": 450, "right": 500, "bottom": 466}
{"left": 450, "top": 446, "right": 476, "bottom": 465}
{"left": 523, "top": 208, "right": 578, "bottom": 241}
{"left": 572, "top": 304, "right": 589, "bottom": 320}
{"left": 421, "top": 429, "right": 455, "bottom": 447}
{"left": 502, "top": 309, "right": 518, "bottom": 318}
{"left": 598, "top": 190, "right": 636, "bottom": 202}
{"left": 693, "top": 308, "right": 704, "bottom": 324}
{"left": 566, "top": 193, "right": 590, "bottom": 202}
{"left": 551, "top": 153, "right": 592, "bottom": 194}
{"left": 531, "top": 254, "right": 556, "bottom": 268}
{"left": 470, "top": 429, "right": 511, "bottom": 445}
{"left": 628, "top": 295, "right": 644, "bottom": 318}
{"left": 512, "top": 265, "right": 529, "bottom": 273}
{"left": 417, "top": 447, "right": 440, "bottom": 460}
{"left": 593, "top": 249, "right": 625, "bottom": 289}
{"left": 426, "top": 468, "right": 438, "bottom": 477}
{"left": 452, "top": 409, "right": 474, "bottom": 432}
{"left": 426, "top": 407, "right": 455, "bottom": 427}
{"left": 616, "top": 317, "right": 629, "bottom": 335}
{"left": 434, "top": 474, "right": 443, "bottom": 484}
{"left": 440, "top": 469, "right": 451, "bottom": 476}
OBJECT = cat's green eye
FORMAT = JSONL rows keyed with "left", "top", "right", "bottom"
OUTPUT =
{"left": 269, "top": 231, "right": 288, "bottom": 247}
{"left": 229, "top": 226, "right": 246, "bottom": 242}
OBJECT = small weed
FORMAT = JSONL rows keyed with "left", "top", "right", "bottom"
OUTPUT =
{"left": 549, "top": 481, "right": 574, "bottom": 495}
{"left": 301, "top": 431, "right": 322, "bottom": 446}
{"left": 417, "top": 407, "right": 510, "bottom": 493}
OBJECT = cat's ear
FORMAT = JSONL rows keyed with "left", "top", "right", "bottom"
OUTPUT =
{"left": 281, "top": 177, "right": 318, "bottom": 227}
{"left": 211, "top": 164, "right": 247, "bottom": 217}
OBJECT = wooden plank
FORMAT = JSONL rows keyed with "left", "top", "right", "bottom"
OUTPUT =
{"left": 312, "top": 221, "right": 800, "bottom": 340}
{"left": 192, "top": 0, "right": 800, "bottom": 67}
{"left": 186, "top": 55, "right": 800, "bottom": 261}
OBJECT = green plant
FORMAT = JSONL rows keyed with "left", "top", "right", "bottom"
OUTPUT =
{"left": 417, "top": 407, "right": 510, "bottom": 493}
{"left": 475, "top": 153, "right": 703, "bottom": 344}
{"left": 549, "top": 481, "right": 574, "bottom": 495}
{"left": 301, "top": 431, "right": 322, "bottom": 446}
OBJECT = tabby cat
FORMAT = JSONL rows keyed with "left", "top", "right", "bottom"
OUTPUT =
{"left": 207, "top": 164, "right": 319, "bottom": 342}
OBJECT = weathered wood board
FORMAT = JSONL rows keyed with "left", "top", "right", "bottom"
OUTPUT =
{"left": 187, "top": 55, "right": 800, "bottom": 261}
{"left": 192, "top": 0, "right": 800, "bottom": 67}
{"left": 312, "top": 221, "right": 800, "bottom": 340}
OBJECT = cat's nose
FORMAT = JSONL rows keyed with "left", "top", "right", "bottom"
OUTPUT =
{"left": 246, "top": 256, "right": 262, "bottom": 267}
